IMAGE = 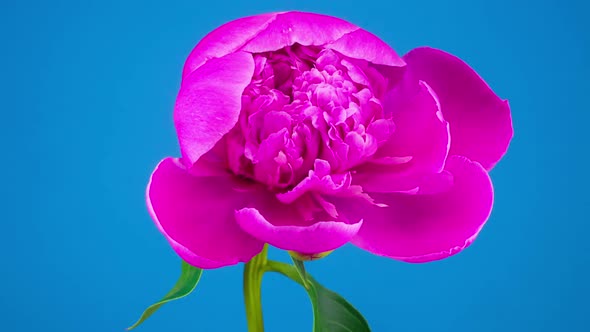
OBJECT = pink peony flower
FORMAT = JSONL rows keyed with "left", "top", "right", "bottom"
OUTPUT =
{"left": 147, "top": 11, "right": 513, "bottom": 268}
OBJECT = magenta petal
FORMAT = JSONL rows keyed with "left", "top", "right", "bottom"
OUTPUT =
{"left": 240, "top": 11, "right": 357, "bottom": 53}
{"left": 351, "top": 155, "right": 493, "bottom": 262}
{"left": 235, "top": 196, "right": 363, "bottom": 254}
{"left": 174, "top": 51, "right": 254, "bottom": 166}
{"left": 147, "top": 158, "right": 264, "bottom": 269}
{"left": 404, "top": 47, "right": 513, "bottom": 170}
{"left": 354, "top": 80, "right": 450, "bottom": 193}
{"left": 182, "top": 13, "right": 277, "bottom": 79}
{"left": 326, "top": 28, "right": 405, "bottom": 67}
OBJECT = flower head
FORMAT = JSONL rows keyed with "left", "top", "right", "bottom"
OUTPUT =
{"left": 147, "top": 11, "right": 513, "bottom": 268}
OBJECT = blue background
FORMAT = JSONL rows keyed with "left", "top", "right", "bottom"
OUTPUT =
{"left": 2, "top": 0, "right": 588, "bottom": 331}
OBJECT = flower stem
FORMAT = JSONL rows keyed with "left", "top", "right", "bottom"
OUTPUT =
{"left": 265, "top": 260, "right": 304, "bottom": 287}
{"left": 243, "top": 245, "right": 268, "bottom": 332}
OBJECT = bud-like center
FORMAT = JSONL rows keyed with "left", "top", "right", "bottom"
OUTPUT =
{"left": 226, "top": 44, "right": 394, "bottom": 190}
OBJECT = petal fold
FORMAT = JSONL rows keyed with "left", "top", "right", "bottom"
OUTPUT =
{"left": 404, "top": 47, "right": 513, "bottom": 169}
{"left": 235, "top": 193, "right": 363, "bottom": 254}
{"left": 147, "top": 158, "right": 264, "bottom": 269}
{"left": 182, "top": 13, "right": 277, "bottom": 79}
{"left": 351, "top": 155, "right": 493, "bottom": 262}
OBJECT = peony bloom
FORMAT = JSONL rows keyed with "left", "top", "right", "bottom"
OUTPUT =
{"left": 147, "top": 11, "right": 512, "bottom": 268}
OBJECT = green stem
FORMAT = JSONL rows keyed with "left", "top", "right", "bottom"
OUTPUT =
{"left": 243, "top": 245, "right": 268, "bottom": 332}
{"left": 265, "top": 260, "right": 304, "bottom": 287}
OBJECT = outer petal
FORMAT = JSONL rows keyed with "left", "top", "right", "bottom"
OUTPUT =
{"left": 354, "top": 80, "right": 450, "bottom": 193}
{"left": 235, "top": 194, "right": 363, "bottom": 254}
{"left": 351, "top": 155, "right": 493, "bottom": 262}
{"left": 240, "top": 11, "right": 404, "bottom": 67}
{"left": 326, "top": 28, "right": 405, "bottom": 67}
{"left": 182, "top": 13, "right": 277, "bottom": 80}
{"left": 174, "top": 51, "right": 254, "bottom": 166}
{"left": 147, "top": 158, "right": 264, "bottom": 269}
{"left": 240, "top": 11, "right": 357, "bottom": 53}
{"left": 404, "top": 47, "right": 513, "bottom": 170}
{"left": 182, "top": 11, "right": 404, "bottom": 82}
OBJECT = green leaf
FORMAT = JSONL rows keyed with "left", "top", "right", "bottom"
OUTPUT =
{"left": 308, "top": 278, "right": 371, "bottom": 332}
{"left": 289, "top": 255, "right": 309, "bottom": 289}
{"left": 292, "top": 260, "right": 371, "bottom": 332}
{"left": 127, "top": 260, "right": 203, "bottom": 330}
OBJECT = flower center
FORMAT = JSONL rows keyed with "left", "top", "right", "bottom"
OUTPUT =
{"left": 226, "top": 44, "right": 394, "bottom": 190}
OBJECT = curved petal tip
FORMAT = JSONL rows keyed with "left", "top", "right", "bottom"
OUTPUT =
{"left": 404, "top": 47, "right": 513, "bottom": 170}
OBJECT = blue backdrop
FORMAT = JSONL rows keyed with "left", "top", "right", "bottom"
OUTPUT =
{"left": 2, "top": 0, "right": 588, "bottom": 331}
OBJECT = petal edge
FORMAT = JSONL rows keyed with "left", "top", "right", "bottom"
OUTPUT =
{"left": 404, "top": 47, "right": 513, "bottom": 170}
{"left": 147, "top": 158, "right": 264, "bottom": 269}
{"left": 352, "top": 155, "right": 493, "bottom": 262}
{"left": 174, "top": 51, "right": 254, "bottom": 166}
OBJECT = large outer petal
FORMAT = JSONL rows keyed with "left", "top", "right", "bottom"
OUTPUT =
{"left": 404, "top": 47, "right": 513, "bottom": 170}
{"left": 354, "top": 80, "right": 450, "bottom": 193}
{"left": 147, "top": 158, "right": 264, "bottom": 269}
{"left": 174, "top": 51, "right": 254, "bottom": 166}
{"left": 182, "top": 13, "right": 277, "bottom": 80}
{"left": 235, "top": 194, "right": 363, "bottom": 254}
{"left": 182, "top": 12, "right": 403, "bottom": 77}
{"left": 351, "top": 155, "right": 493, "bottom": 262}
